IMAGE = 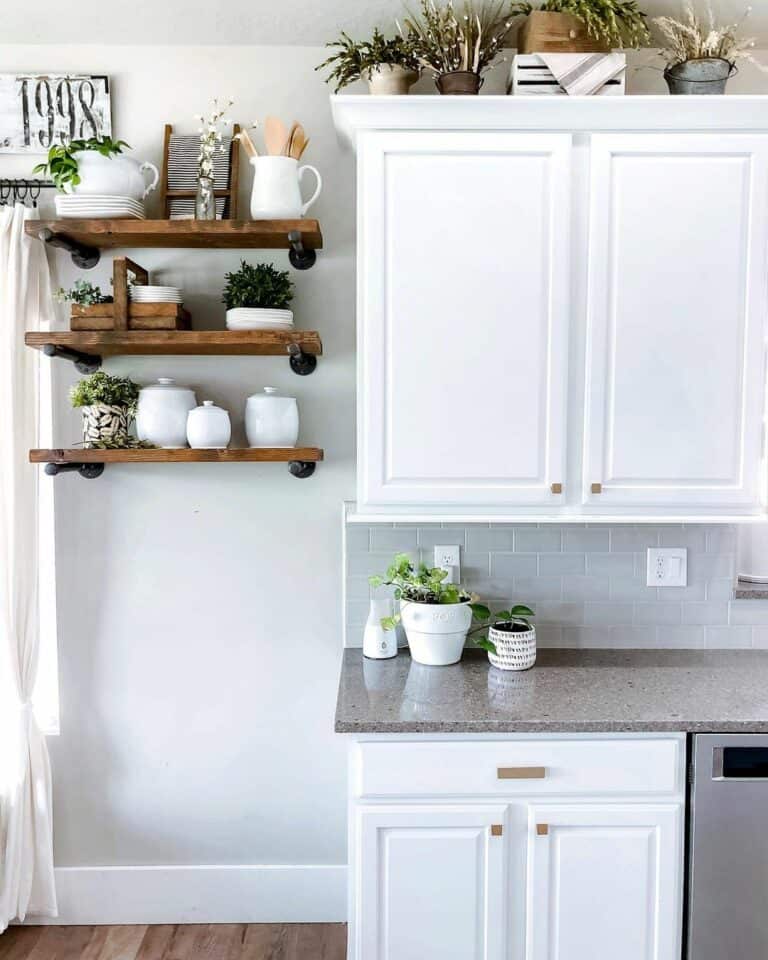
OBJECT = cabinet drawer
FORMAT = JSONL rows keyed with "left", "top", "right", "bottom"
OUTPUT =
{"left": 354, "top": 738, "right": 683, "bottom": 799}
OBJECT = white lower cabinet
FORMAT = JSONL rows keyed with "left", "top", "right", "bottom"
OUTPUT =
{"left": 348, "top": 737, "right": 685, "bottom": 960}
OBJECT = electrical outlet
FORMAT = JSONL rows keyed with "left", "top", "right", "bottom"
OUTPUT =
{"left": 434, "top": 545, "right": 461, "bottom": 583}
{"left": 646, "top": 547, "right": 688, "bottom": 587}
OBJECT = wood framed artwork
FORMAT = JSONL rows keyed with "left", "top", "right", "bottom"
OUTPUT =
{"left": 0, "top": 74, "right": 112, "bottom": 153}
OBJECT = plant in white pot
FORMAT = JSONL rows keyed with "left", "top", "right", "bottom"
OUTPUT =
{"left": 317, "top": 28, "right": 421, "bottom": 94}
{"left": 70, "top": 371, "right": 141, "bottom": 447}
{"left": 470, "top": 601, "right": 537, "bottom": 671}
{"left": 222, "top": 260, "right": 294, "bottom": 331}
{"left": 33, "top": 135, "right": 159, "bottom": 199}
{"left": 369, "top": 553, "right": 474, "bottom": 666}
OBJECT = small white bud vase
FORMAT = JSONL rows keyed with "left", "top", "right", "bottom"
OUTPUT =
{"left": 363, "top": 595, "right": 398, "bottom": 660}
{"left": 487, "top": 624, "right": 537, "bottom": 672}
{"left": 136, "top": 378, "right": 197, "bottom": 448}
{"left": 186, "top": 401, "right": 231, "bottom": 449}
{"left": 245, "top": 387, "right": 299, "bottom": 448}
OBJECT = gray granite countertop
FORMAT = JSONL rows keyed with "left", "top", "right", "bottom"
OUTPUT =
{"left": 335, "top": 648, "right": 768, "bottom": 733}
{"left": 734, "top": 579, "right": 768, "bottom": 599}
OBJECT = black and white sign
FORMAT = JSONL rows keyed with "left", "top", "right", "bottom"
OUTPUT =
{"left": 0, "top": 74, "right": 112, "bottom": 153}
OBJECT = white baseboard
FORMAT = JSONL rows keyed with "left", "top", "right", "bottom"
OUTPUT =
{"left": 23, "top": 864, "right": 347, "bottom": 925}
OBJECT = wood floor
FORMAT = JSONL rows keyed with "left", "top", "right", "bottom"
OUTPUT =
{"left": 0, "top": 924, "right": 347, "bottom": 960}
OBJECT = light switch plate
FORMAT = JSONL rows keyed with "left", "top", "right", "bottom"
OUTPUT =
{"left": 434, "top": 545, "right": 461, "bottom": 583}
{"left": 646, "top": 547, "right": 688, "bottom": 587}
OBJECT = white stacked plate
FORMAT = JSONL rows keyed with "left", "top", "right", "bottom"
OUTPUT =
{"left": 226, "top": 308, "right": 294, "bottom": 331}
{"left": 55, "top": 194, "right": 146, "bottom": 220}
{"left": 131, "top": 286, "right": 183, "bottom": 304}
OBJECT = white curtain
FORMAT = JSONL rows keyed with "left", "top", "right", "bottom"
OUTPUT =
{"left": 0, "top": 204, "right": 57, "bottom": 931}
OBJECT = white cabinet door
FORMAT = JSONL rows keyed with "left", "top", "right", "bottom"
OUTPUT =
{"left": 355, "top": 804, "right": 507, "bottom": 960}
{"left": 584, "top": 134, "right": 768, "bottom": 510}
{"left": 526, "top": 803, "right": 682, "bottom": 960}
{"left": 358, "top": 131, "right": 572, "bottom": 509}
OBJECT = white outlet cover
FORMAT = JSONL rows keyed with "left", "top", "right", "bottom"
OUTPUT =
{"left": 646, "top": 547, "right": 688, "bottom": 587}
{"left": 434, "top": 545, "right": 461, "bottom": 581}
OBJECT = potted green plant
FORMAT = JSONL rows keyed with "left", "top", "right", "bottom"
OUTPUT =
{"left": 317, "top": 28, "right": 421, "bottom": 94}
{"left": 369, "top": 553, "right": 475, "bottom": 665}
{"left": 516, "top": 0, "right": 649, "bottom": 53}
{"left": 32, "top": 135, "right": 158, "bottom": 201}
{"left": 654, "top": 3, "right": 761, "bottom": 95}
{"left": 222, "top": 260, "right": 294, "bottom": 331}
{"left": 54, "top": 279, "right": 112, "bottom": 315}
{"left": 403, "top": 0, "right": 522, "bottom": 93}
{"left": 70, "top": 371, "right": 140, "bottom": 447}
{"left": 469, "top": 601, "right": 537, "bottom": 671}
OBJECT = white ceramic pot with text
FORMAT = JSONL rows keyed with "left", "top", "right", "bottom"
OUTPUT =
{"left": 399, "top": 600, "right": 472, "bottom": 666}
{"left": 249, "top": 156, "right": 322, "bottom": 219}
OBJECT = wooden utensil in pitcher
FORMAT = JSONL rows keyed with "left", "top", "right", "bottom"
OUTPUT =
{"left": 264, "top": 116, "right": 288, "bottom": 156}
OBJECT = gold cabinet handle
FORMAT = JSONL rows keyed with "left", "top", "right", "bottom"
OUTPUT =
{"left": 536, "top": 823, "right": 549, "bottom": 836}
{"left": 490, "top": 824, "right": 503, "bottom": 837}
{"left": 591, "top": 482, "right": 602, "bottom": 494}
{"left": 497, "top": 766, "right": 547, "bottom": 780}
{"left": 550, "top": 482, "right": 563, "bottom": 494}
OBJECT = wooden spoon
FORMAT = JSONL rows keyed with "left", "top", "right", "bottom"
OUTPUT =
{"left": 236, "top": 129, "right": 258, "bottom": 159}
{"left": 289, "top": 124, "right": 307, "bottom": 160}
{"left": 283, "top": 121, "right": 299, "bottom": 157}
{"left": 264, "top": 116, "right": 288, "bottom": 156}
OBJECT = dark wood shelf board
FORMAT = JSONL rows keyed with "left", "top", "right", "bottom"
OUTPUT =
{"left": 25, "top": 330, "right": 323, "bottom": 357}
{"left": 31, "top": 447, "right": 324, "bottom": 464}
{"left": 25, "top": 219, "right": 323, "bottom": 250}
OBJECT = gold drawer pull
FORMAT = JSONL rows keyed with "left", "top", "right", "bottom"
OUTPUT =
{"left": 497, "top": 766, "right": 547, "bottom": 780}
{"left": 550, "top": 482, "right": 563, "bottom": 494}
{"left": 490, "top": 824, "right": 503, "bottom": 837}
{"left": 536, "top": 823, "right": 549, "bottom": 837}
{"left": 591, "top": 482, "right": 603, "bottom": 494}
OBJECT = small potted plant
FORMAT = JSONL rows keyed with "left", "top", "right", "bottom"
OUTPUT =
{"left": 369, "top": 553, "right": 474, "bottom": 665}
{"left": 70, "top": 371, "right": 140, "bottom": 447}
{"left": 222, "top": 260, "right": 294, "bottom": 331}
{"left": 32, "top": 136, "right": 158, "bottom": 201}
{"left": 469, "top": 601, "right": 537, "bottom": 671}
{"left": 317, "top": 28, "right": 421, "bottom": 94}
{"left": 54, "top": 279, "right": 112, "bottom": 316}
{"left": 654, "top": 3, "right": 761, "bottom": 95}
{"left": 402, "top": 0, "right": 521, "bottom": 94}
{"left": 516, "top": 0, "right": 649, "bottom": 53}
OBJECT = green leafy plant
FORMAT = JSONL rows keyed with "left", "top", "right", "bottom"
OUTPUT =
{"left": 222, "top": 261, "right": 294, "bottom": 310}
{"left": 468, "top": 602, "right": 535, "bottom": 655}
{"left": 32, "top": 135, "right": 131, "bottom": 192}
{"left": 316, "top": 28, "right": 420, "bottom": 92}
{"left": 518, "top": 0, "right": 649, "bottom": 48}
{"left": 653, "top": 2, "right": 760, "bottom": 67}
{"left": 69, "top": 371, "right": 140, "bottom": 412}
{"left": 369, "top": 553, "right": 473, "bottom": 630}
{"left": 401, "top": 0, "right": 523, "bottom": 78}
{"left": 53, "top": 279, "right": 111, "bottom": 307}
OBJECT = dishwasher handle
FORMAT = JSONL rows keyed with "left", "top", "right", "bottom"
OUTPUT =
{"left": 712, "top": 746, "right": 768, "bottom": 780}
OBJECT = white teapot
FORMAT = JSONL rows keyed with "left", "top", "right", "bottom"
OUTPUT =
{"left": 71, "top": 149, "right": 159, "bottom": 201}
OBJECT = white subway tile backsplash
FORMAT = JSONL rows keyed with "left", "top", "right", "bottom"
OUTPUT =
{"left": 609, "top": 577, "right": 659, "bottom": 601}
{"left": 706, "top": 626, "right": 752, "bottom": 649}
{"left": 658, "top": 626, "right": 706, "bottom": 649}
{"left": 563, "top": 530, "right": 610, "bottom": 552}
{"left": 515, "top": 529, "right": 562, "bottom": 553}
{"left": 584, "top": 602, "right": 634, "bottom": 624}
{"left": 539, "top": 553, "right": 586, "bottom": 576}
{"left": 513, "top": 576, "right": 564, "bottom": 601}
{"left": 490, "top": 553, "right": 538, "bottom": 579}
{"left": 585, "top": 552, "right": 635, "bottom": 577}
{"left": 418, "top": 526, "right": 466, "bottom": 549}
{"left": 634, "top": 602, "right": 683, "bottom": 626}
{"left": 610, "top": 527, "right": 661, "bottom": 552}
{"left": 466, "top": 528, "right": 515, "bottom": 552}
{"left": 682, "top": 602, "right": 729, "bottom": 626}
{"left": 562, "top": 574, "right": 610, "bottom": 600}
{"left": 728, "top": 600, "right": 768, "bottom": 625}
{"left": 660, "top": 528, "right": 706, "bottom": 551}
{"left": 370, "top": 528, "right": 419, "bottom": 553}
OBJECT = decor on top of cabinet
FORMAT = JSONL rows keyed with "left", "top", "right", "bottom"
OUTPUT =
{"left": 316, "top": 28, "right": 421, "bottom": 94}
{"left": 516, "top": 0, "right": 649, "bottom": 52}
{"left": 136, "top": 378, "right": 197, "bottom": 448}
{"left": 369, "top": 553, "right": 474, "bottom": 665}
{"left": 70, "top": 371, "right": 141, "bottom": 447}
{"left": 186, "top": 401, "right": 232, "bottom": 450}
{"left": 654, "top": 3, "right": 762, "bottom": 94}
{"left": 510, "top": 52, "right": 627, "bottom": 94}
{"left": 223, "top": 260, "right": 294, "bottom": 331}
{"left": 245, "top": 387, "right": 300, "bottom": 448}
{"left": 469, "top": 601, "right": 536, "bottom": 671}
{"left": 248, "top": 118, "right": 321, "bottom": 219}
{"left": 402, "top": 0, "right": 522, "bottom": 93}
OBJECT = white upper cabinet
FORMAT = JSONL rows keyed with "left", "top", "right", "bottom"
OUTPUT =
{"left": 583, "top": 134, "right": 768, "bottom": 510}
{"left": 333, "top": 98, "right": 768, "bottom": 519}
{"left": 357, "top": 130, "right": 571, "bottom": 509}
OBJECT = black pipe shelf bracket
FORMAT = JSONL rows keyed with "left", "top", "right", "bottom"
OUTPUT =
{"left": 287, "top": 230, "right": 316, "bottom": 271}
{"left": 288, "top": 461, "right": 316, "bottom": 479}
{"left": 42, "top": 343, "right": 102, "bottom": 374}
{"left": 39, "top": 227, "right": 100, "bottom": 269}
{"left": 44, "top": 462, "right": 105, "bottom": 479}
{"left": 287, "top": 341, "right": 317, "bottom": 376}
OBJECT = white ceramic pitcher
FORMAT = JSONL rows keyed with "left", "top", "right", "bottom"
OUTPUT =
{"left": 249, "top": 156, "right": 322, "bottom": 219}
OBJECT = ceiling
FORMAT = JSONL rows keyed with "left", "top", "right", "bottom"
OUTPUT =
{"left": 4, "top": 0, "right": 767, "bottom": 46}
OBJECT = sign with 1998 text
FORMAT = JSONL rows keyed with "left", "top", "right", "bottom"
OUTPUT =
{"left": 0, "top": 74, "right": 112, "bottom": 153}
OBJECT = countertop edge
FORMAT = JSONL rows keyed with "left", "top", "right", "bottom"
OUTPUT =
{"left": 334, "top": 720, "right": 768, "bottom": 734}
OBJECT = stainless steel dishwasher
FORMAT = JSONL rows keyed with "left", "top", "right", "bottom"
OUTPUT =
{"left": 688, "top": 733, "right": 768, "bottom": 959}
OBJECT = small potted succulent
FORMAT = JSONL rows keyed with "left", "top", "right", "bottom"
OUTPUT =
{"left": 369, "top": 553, "right": 474, "bottom": 666}
{"left": 654, "top": 3, "right": 761, "bottom": 95}
{"left": 516, "top": 0, "right": 649, "bottom": 53}
{"left": 402, "top": 0, "right": 521, "bottom": 94}
{"left": 70, "top": 371, "right": 140, "bottom": 447}
{"left": 317, "top": 28, "right": 421, "bottom": 94}
{"left": 32, "top": 135, "right": 158, "bottom": 200}
{"left": 469, "top": 601, "right": 537, "bottom": 671}
{"left": 222, "top": 260, "right": 294, "bottom": 331}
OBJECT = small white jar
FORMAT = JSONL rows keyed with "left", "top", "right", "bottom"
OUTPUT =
{"left": 136, "top": 378, "right": 197, "bottom": 448}
{"left": 245, "top": 387, "right": 299, "bottom": 448}
{"left": 187, "top": 401, "right": 232, "bottom": 449}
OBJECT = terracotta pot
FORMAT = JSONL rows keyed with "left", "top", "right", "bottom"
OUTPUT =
{"left": 366, "top": 64, "right": 418, "bottom": 95}
{"left": 436, "top": 71, "right": 482, "bottom": 95}
{"left": 517, "top": 10, "right": 609, "bottom": 54}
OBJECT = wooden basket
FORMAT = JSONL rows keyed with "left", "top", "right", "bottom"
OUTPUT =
{"left": 517, "top": 11, "right": 610, "bottom": 54}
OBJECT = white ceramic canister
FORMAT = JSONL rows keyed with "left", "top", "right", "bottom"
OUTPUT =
{"left": 245, "top": 387, "right": 299, "bottom": 448}
{"left": 186, "top": 401, "right": 232, "bottom": 450}
{"left": 249, "top": 156, "right": 322, "bottom": 219}
{"left": 71, "top": 151, "right": 159, "bottom": 200}
{"left": 136, "top": 378, "right": 197, "bottom": 448}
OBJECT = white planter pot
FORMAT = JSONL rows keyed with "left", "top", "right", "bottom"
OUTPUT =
{"left": 186, "top": 401, "right": 231, "bottom": 449}
{"left": 136, "top": 378, "right": 197, "bottom": 448}
{"left": 366, "top": 64, "right": 418, "bottom": 95}
{"left": 249, "top": 156, "right": 322, "bottom": 219}
{"left": 70, "top": 151, "right": 159, "bottom": 200}
{"left": 400, "top": 600, "right": 472, "bottom": 666}
{"left": 245, "top": 387, "right": 299, "bottom": 448}
{"left": 225, "top": 307, "right": 294, "bottom": 331}
{"left": 487, "top": 624, "right": 537, "bottom": 672}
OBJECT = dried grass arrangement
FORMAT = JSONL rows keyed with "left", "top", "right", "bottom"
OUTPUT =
{"left": 653, "top": 2, "right": 762, "bottom": 68}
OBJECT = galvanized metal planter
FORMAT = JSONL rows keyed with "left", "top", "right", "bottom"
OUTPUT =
{"left": 664, "top": 57, "right": 735, "bottom": 95}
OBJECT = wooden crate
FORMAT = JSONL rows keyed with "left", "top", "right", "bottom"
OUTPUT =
{"left": 509, "top": 54, "right": 626, "bottom": 96}
{"left": 517, "top": 11, "right": 610, "bottom": 53}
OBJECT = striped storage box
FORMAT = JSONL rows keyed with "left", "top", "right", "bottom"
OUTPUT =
{"left": 509, "top": 54, "right": 626, "bottom": 96}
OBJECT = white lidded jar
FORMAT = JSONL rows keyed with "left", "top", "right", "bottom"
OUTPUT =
{"left": 186, "top": 401, "right": 232, "bottom": 450}
{"left": 136, "top": 378, "right": 197, "bottom": 448}
{"left": 245, "top": 387, "right": 299, "bottom": 448}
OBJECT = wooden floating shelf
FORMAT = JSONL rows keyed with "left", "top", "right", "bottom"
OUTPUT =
{"left": 31, "top": 448, "right": 324, "bottom": 464}
{"left": 25, "top": 330, "right": 323, "bottom": 357}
